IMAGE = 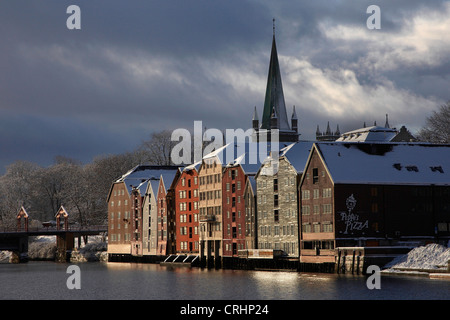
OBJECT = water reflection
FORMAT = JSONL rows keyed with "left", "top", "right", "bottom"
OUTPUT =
{"left": 1, "top": 262, "right": 448, "bottom": 300}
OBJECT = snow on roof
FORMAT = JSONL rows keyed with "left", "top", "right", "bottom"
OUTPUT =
{"left": 336, "top": 126, "right": 398, "bottom": 142}
{"left": 280, "top": 141, "right": 314, "bottom": 173}
{"left": 116, "top": 165, "right": 181, "bottom": 196}
{"left": 202, "top": 141, "right": 272, "bottom": 172}
{"left": 316, "top": 142, "right": 450, "bottom": 185}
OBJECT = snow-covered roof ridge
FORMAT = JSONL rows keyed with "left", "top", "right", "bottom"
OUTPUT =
{"left": 317, "top": 142, "right": 450, "bottom": 185}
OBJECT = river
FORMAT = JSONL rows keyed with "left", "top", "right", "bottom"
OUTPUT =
{"left": 0, "top": 261, "right": 448, "bottom": 301}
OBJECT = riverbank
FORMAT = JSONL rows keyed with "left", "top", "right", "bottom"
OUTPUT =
{"left": 0, "top": 235, "right": 108, "bottom": 263}
{"left": 381, "top": 243, "right": 450, "bottom": 280}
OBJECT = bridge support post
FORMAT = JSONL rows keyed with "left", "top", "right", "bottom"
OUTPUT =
{"left": 56, "top": 232, "right": 74, "bottom": 263}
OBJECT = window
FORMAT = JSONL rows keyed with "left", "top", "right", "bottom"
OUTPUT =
{"left": 302, "top": 223, "right": 311, "bottom": 233}
{"left": 323, "top": 222, "right": 333, "bottom": 232}
{"left": 274, "top": 179, "right": 278, "bottom": 192}
{"left": 323, "top": 188, "right": 331, "bottom": 198}
{"left": 323, "top": 204, "right": 332, "bottom": 214}
{"left": 302, "top": 205, "right": 310, "bottom": 215}
{"left": 302, "top": 190, "right": 310, "bottom": 200}
{"left": 313, "top": 168, "right": 319, "bottom": 184}
{"left": 313, "top": 205, "right": 320, "bottom": 215}
{"left": 274, "top": 209, "right": 279, "bottom": 222}
{"left": 313, "top": 223, "right": 321, "bottom": 233}
{"left": 313, "top": 189, "right": 320, "bottom": 199}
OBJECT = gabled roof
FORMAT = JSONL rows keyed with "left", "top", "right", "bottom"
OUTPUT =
{"left": 55, "top": 205, "right": 69, "bottom": 218}
{"left": 200, "top": 141, "right": 272, "bottom": 174}
{"left": 255, "top": 140, "right": 314, "bottom": 178}
{"left": 17, "top": 206, "right": 29, "bottom": 219}
{"left": 336, "top": 126, "right": 398, "bottom": 142}
{"left": 314, "top": 142, "right": 450, "bottom": 186}
{"left": 108, "top": 165, "right": 181, "bottom": 201}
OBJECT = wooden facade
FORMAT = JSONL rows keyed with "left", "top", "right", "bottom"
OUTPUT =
{"left": 174, "top": 167, "right": 200, "bottom": 254}
{"left": 198, "top": 155, "right": 224, "bottom": 267}
{"left": 299, "top": 142, "right": 450, "bottom": 264}
{"left": 222, "top": 165, "right": 247, "bottom": 257}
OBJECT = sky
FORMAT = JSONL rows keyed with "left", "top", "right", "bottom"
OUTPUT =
{"left": 0, "top": 0, "right": 449, "bottom": 172}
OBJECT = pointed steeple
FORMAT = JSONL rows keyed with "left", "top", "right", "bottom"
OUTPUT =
{"left": 291, "top": 105, "right": 298, "bottom": 133}
{"left": 252, "top": 106, "right": 259, "bottom": 129}
{"left": 335, "top": 124, "right": 340, "bottom": 136}
{"left": 385, "top": 114, "right": 390, "bottom": 128}
{"left": 271, "top": 106, "right": 278, "bottom": 129}
{"left": 326, "top": 121, "right": 331, "bottom": 135}
{"left": 316, "top": 125, "right": 321, "bottom": 136}
{"left": 261, "top": 19, "right": 290, "bottom": 131}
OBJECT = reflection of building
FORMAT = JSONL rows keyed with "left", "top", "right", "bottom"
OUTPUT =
{"left": 299, "top": 142, "right": 450, "bottom": 264}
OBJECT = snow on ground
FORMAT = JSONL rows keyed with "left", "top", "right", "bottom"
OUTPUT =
{"left": 383, "top": 243, "right": 450, "bottom": 271}
{"left": 0, "top": 251, "right": 12, "bottom": 263}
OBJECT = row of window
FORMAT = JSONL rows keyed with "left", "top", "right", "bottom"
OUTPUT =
{"left": 301, "top": 188, "right": 332, "bottom": 200}
{"left": 257, "top": 193, "right": 296, "bottom": 204}
{"left": 179, "top": 226, "right": 198, "bottom": 236}
{"left": 179, "top": 241, "right": 199, "bottom": 250}
{"left": 110, "top": 211, "right": 131, "bottom": 219}
{"left": 258, "top": 209, "right": 297, "bottom": 220}
{"left": 199, "top": 190, "right": 221, "bottom": 201}
{"left": 302, "top": 222, "right": 333, "bottom": 233}
{"left": 258, "top": 242, "right": 297, "bottom": 254}
{"left": 302, "top": 204, "right": 332, "bottom": 215}
{"left": 179, "top": 201, "right": 198, "bottom": 211}
{"left": 110, "top": 199, "right": 129, "bottom": 207}
{"left": 259, "top": 224, "right": 297, "bottom": 237}
{"left": 225, "top": 181, "right": 242, "bottom": 192}
{"left": 112, "top": 189, "right": 126, "bottom": 197}
{"left": 199, "top": 206, "right": 222, "bottom": 216}
{"left": 110, "top": 233, "right": 132, "bottom": 241}
{"left": 179, "top": 214, "right": 199, "bottom": 223}
{"left": 257, "top": 177, "right": 295, "bottom": 189}
{"left": 178, "top": 189, "right": 198, "bottom": 199}
{"left": 199, "top": 174, "right": 221, "bottom": 185}
{"left": 180, "top": 177, "right": 198, "bottom": 187}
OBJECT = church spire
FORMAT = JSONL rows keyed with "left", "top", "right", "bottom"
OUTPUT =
{"left": 261, "top": 19, "right": 290, "bottom": 131}
{"left": 385, "top": 114, "right": 390, "bottom": 128}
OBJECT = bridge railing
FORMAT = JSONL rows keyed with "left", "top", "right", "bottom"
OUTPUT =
{"left": 0, "top": 225, "right": 108, "bottom": 233}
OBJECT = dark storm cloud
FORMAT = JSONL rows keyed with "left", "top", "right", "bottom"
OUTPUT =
{"left": 0, "top": 1, "right": 449, "bottom": 172}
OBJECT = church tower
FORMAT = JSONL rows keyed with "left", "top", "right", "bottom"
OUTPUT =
{"left": 253, "top": 20, "right": 299, "bottom": 143}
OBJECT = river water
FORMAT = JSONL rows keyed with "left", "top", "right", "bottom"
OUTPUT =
{"left": 0, "top": 261, "right": 448, "bottom": 301}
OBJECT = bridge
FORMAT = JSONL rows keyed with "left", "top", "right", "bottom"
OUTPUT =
{"left": 0, "top": 206, "right": 107, "bottom": 262}
{"left": 0, "top": 225, "right": 108, "bottom": 262}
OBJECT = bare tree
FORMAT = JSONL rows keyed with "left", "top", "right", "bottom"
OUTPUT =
{"left": 418, "top": 101, "right": 450, "bottom": 143}
{"left": 138, "top": 130, "right": 174, "bottom": 165}
{"left": 0, "top": 161, "right": 40, "bottom": 227}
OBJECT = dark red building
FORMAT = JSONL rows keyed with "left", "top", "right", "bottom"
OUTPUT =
{"left": 222, "top": 164, "right": 248, "bottom": 257}
{"left": 299, "top": 142, "right": 450, "bottom": 264}
{"left": 174, "top": 164, "right": 200, "bottom": 254}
